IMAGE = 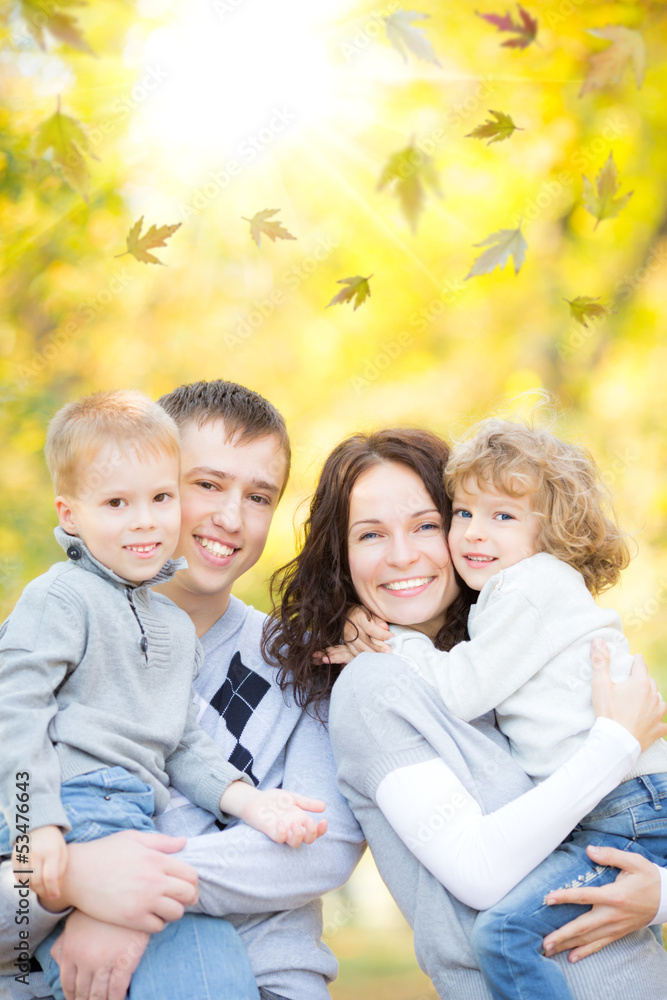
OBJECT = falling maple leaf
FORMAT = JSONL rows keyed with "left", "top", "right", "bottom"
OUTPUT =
{"left": 476, "top": 5, "right": 538, "bottom": 49}
{"left": 378, "top": 143, "right": 441, "bottom": 231}
{"left": 32, "top": 101, "right": 96, "bottom": 198}
{"left": 580, "top": 26, "right": 646, "bottom": 97}
{"left": 116, "top": 217, "right": 182, "bottom": 265}
{"left": 466, "top": 110, "right": 523, "bottom": 145}
{"left": 20, "top": 0, "right": 94, "bottom": 54}
{"left": 385, "top": 9, "right": 441, "bottom": 66}
{"left": 466, "top": 227, "right": 527, "bottom": 279}
{"left": 327, "top": 275, "right": 373, "bottom": 310}
{"left": 242, "top": 209, "right": 296, "bottom": 248}
{"left": 582, "top": 153, "right": 633, "bottom": 230}
{"left": 564, "top": 296, "right": 615, "bottom": 328}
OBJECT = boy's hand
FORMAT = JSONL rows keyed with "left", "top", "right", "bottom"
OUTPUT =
{"left": 591, "top": 640, "right": 667, "bottom": 750}
{"left": 313, "top": 606, "right": 392, "bottom": 664}
{"left": 220, "top": 782, "right": 327, "bottom": 847}
{"left": 27, "top": 825, "right": 68, "bottom": 899}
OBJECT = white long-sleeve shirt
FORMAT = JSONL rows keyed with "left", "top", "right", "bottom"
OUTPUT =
{"left": 389, "top": 552, "right": 667, "bottom": 781}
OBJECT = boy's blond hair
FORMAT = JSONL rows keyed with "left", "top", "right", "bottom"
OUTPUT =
{"left": 45, "top": 390, "right": 180, "bottom": 497}
{"left": 444, "top": 418, "right": 630, "bottom": 595}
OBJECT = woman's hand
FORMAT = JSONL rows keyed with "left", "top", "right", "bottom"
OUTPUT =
{"left": 591, "top": 639, "right": 667, "bottom": 750}
{"left": 41, "top": 830, "right": 198, "bottom": 933}
{"left": 543, "top": 845, "right": 661, "bottom": 961}
{"left": 49, "top": 911, "right": 149, "bottom": 1000}
{"left": 313, "top": 607, "right": 393, "bottom": 664}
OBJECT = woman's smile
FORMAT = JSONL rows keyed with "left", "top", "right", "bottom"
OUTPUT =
{"left": 347, "top": 461, "right": 459, "bottom": 640}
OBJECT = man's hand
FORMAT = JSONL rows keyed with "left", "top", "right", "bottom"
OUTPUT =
{"left": 543, "top": 845, "right": 661, "bottom": 962}
{"left": 41, "top": 830, "right": 198, "bottom": 933}
{"left": 50, "top": 911, "right": 149, "bottom": 1000}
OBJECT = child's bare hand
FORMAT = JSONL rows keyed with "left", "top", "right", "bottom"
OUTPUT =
{"left": 220, "top": 780, "right": 327, "bottom": 847}
{"left": 314, "top": 606, "right": 392, "bottom": 664}
{"left": 242, "top": 789, "right": 327, "bottom": 847}
{"left": 27, "top": 825, "right": 68, "bottom": 899}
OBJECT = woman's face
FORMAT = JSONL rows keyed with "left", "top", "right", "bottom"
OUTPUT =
{"left": 347, "top": 461, "right": 460, "bottom": 639}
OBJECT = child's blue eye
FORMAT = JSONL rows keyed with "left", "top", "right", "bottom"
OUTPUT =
{"left": 454, "top": 509, "right": 472, "bottom": 518}
{"left": 496, "top": 512, "right": 514, "bottom": 521}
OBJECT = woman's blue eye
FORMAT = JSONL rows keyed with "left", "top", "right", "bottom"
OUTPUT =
{"left": 360, "top": 531, "right": 379, "bottom": 541}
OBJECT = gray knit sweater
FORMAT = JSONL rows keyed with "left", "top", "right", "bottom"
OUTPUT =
{"left": 330, "top": 653, "right": 667, "bottom": 999}
{"left": 0, "top": 528, "right": 245, "bottom": 841}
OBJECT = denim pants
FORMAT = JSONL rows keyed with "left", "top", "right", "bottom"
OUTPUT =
{"left": 1, "top": 767, "right": 259, "bottom": 1000}
{"left": 471, "top": 772, "right": 667, "bottom": 1000}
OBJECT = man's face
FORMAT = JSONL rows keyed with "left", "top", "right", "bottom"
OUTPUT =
{"left": 172, "top": 419, "right": 288, "bottom": 605}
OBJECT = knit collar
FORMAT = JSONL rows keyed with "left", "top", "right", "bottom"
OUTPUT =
{"left": 54, "top": 526, "right": 187, "bottom": 590}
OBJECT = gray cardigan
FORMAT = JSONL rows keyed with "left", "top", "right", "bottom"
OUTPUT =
{"left": 0, "top": 528, "right": 245, "bottom": 841}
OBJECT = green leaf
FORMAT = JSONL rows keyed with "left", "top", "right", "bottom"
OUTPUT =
{"left": 378, "top": 143, "right": 441, "bottom": 231}
{"left": 466, "top": 227, "right": 527, "bottom": 278}
{"left": 327, "top": 275, "right": 373, "bottom": 310}
{"left": 564, "top": 296, "right": 614, "bottom": 327}
{"left": 582, "top": 153, "right": 633, "bottom": 229}
{"left": 466, "top": 110, "right": 522, "bottom": 145}
{"left": 32, "top": 104, "right": 95, "bottom": 198}
{"left": 242, "top": 209, "right": 297, "bottom": 248}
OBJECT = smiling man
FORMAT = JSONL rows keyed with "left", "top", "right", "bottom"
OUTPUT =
{"left": 0, "top": 379, "right": 364, "bottom": 1000}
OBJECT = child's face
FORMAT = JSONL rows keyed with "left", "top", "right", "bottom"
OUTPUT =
{"left": 448, "top": 477, "right": 541, "bottom": 591}
{"left": 55, "top": 441, "right": 181, "bottom": 583}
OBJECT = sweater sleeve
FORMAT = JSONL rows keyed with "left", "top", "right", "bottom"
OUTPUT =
{"left": 375, "top": 717, "right": 640, "bottom": 909}
{"left": 389, "top": 586, "right": 554, "bottom": 722}
{"left": 164, "top": 694, "right": 252, "bottom": 821}
{"left": 179, "top": 707, "right": 365, "bottom": 916}
{"left": 0, "top": 579, "right": 85, "bottom": 840}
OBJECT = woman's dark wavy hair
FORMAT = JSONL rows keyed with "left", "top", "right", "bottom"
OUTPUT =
{"left": 262, "top": 428, "right": 476, "bottom": 716}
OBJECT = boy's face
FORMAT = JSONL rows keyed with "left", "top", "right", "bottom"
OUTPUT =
{"left": 448, "top": 477, "right": 541, "bottom": 591}
{"left": 168, "top": 419, "right": 287, "bottom": 609}
{"left": 56, "top": 442, "right": 181, "bottom": 583}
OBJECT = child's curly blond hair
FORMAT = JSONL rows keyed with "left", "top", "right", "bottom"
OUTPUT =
{"left": 444, "top": 418, "right": 630, "bottom": 595}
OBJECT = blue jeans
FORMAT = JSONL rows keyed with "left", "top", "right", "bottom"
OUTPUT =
{"left": 471, "top": 773, "right": 667, "bottom": 1000}
{"left": 1, "top": 767, "right": 259, "bottom": 999}
{"left": 0, "top": 767, "right": 157, "bottom": 854}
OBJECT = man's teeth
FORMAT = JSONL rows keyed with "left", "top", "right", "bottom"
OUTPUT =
{"left": 384, "top": 577, "right": 432, "bottom": 591}
{"left": 198, "top": 537, "right": 235, "bottom": 557}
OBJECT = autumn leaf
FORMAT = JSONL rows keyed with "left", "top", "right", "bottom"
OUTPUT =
{"left": 385, "top": 9, "right": 441, "bottom": 66}
{"left": 327, "top": 275, "right": 373, "bottom": 310}
{"left": 116, "top": 217, "right": 182, "bottom": 265}
{"left": 564, "top": 296, "right": 615, "bottom": 328}
{"left": 32, "top": 103, "right": 96, "bottom": 198}
{"left": 20, "top": 0, "right": 94, "bottom": 55}
{"left": 242, "top": 209, "right": 297, "bottom": 249}
{"left": 466, "top": 227, "right": 527, "bottom": 279}
{"left": 476, "top": 5, "right": 538, "bottom": 49}
{"left": 466, "top": 110, "right": 523, "bottom": 145}
{"left": 582, "top": 153, "right": 633, "bottom": 230}
{"left": 580, "top": 26, "right": 646, "bottom": 97}
{"left": 378, "top": 143, "right": 441, "bottom": 231}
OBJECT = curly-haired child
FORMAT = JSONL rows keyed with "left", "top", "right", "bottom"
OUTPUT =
{"left": 372, "top": 418, "right": 667, "bottom": 1000}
